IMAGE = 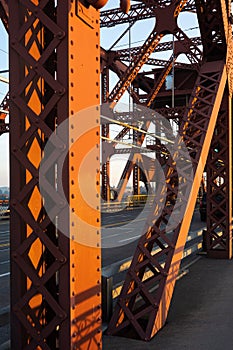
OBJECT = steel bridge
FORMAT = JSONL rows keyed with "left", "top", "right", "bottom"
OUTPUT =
{"left": 0, "top": 0, "right": 233, "bottom": 349}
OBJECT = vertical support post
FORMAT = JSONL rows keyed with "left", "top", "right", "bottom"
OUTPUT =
{"left": 101, "top": 274, "right": 113, "bottom": 323}
{"left": 9, "top": 0, "right": 101, "bottom": 348}
{"left": 133, "top": 130, "right": 140, "bottom": 195}
{"left": 69, "top": 1, "right": 102, "bottom": 349}
{"left": 101, "top": 69, "right": 110, "bottom": 202}
{"left": 206, "top": 89, "right": 232, "bottom": 258}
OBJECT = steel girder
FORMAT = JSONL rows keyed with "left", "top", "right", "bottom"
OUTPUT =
{"left": 100, "top": 0, "right": 196, "bottom": 27}
{"left": 101, "top": 68, "right": 111, "bottom": 202}
{"left": 107, "top": 60, "right": 227, "bottom": 340}
{"left": 206, "top": 89, "right": 232, "bottom": 258}
{"left": 9, "top": 2, "right": 69, "bottom": 347}
{"left": 0, "top": 0, "right": 8, "bottom": 30}
{"left": 115, "top": 36, "right": 202, "bottom": 59}
{"left": 104, "top": 0, "right": 232, "bottom": 342}
{"left": 107, "top": 0, "right": 189, "bottom": 107}
{"left": 9, "top": 1, "right": 101, "bottom": 349}
{"left": 100, "top": 0, "right": 200, "bottom": 203}
{"left": 3, "top": 0, "right": 233, "bottom": 348}
{"left": 197, "top": 0, "right": 233, "bottom": 259}
{"left": 0, "top": 2, "right": 9, "bottom": 135}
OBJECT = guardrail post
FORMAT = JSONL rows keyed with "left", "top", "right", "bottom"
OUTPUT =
{"left": 102, "top": 275, "right": 113, "bottom": 323}
{"left": 202, "top": 229, "right": 207, "bottom": 252}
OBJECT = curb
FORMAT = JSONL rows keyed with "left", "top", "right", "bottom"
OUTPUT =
{"left": 0, "top": 341, "right": 10, "bottom": 350}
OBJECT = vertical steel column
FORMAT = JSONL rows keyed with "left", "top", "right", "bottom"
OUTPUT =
{"left": 206, "top": 89, "right": 232, "bottom": 259}
{"left": 101, "top": 69, "right": 110, "bottom": 202}
{"left": 69, "top": 1, "right": 101, "bottom": 348}
{"left": 9, "top": 1, "right": 70, "bottom": 348}
{"left": 133, "top": 130, "right": 140, "bottom": 195}
{"left": 197, "top": 0, "right": 233, "bottom": 259}
{"left": 9, "top": 1, "right": 101, "bottom": 349}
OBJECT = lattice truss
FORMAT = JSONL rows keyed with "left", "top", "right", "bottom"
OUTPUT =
{"left": 0, "top": 0, "right": 232, "bottom": 348}
{"left": 8, "top": 2, "right": 71, "bottom": 349}
{"left": 100, "top": 0, "right": 233, "bottom": 341}
{"left": 0, "top": 1, "right": 8, "bottom": 134}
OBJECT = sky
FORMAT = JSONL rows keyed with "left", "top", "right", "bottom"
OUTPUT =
{"left": 0, "top": 2, "right": 200, "bottom": 188}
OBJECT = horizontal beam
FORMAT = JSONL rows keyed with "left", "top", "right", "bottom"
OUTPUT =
{"left": 101, "top": 0, "right": 196, "bottom": 27}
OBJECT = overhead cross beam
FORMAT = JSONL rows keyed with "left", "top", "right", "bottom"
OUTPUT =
{"left": 100, "top": 0, "right": 196, "bottom": 27}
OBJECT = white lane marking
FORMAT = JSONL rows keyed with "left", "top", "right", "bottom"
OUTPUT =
{"left": 0, "top": 249, "right": 9, "bottom": 252}
{"left": 0, "top": 272, "right": 10, "bottom": 278}
{"left": 0, "top": 260, "right": 10, "bottom": 265}
{"left": 0, "top": 231, "right": 10, "bottom": 234}
{"left": 102, "top": 230, "right": 134, "bottom": 239}
{"left": 119, "top": 235, "right": 141, "bottom": 243}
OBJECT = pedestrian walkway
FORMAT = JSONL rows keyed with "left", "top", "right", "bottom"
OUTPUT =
{"left": 103, "top": 256, "right": 233, "bottom": 350}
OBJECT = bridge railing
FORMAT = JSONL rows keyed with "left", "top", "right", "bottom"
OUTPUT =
{"left": 102, "top": 228, "right": 205, "bottom": 323}
{"left": 0, "top": 208, "right": 10, "bottom": 220}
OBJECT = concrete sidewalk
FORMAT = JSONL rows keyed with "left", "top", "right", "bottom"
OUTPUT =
{"left": 103, "top": 256, "right": 233, "bottom": 350}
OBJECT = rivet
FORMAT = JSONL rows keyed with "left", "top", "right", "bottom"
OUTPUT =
{"left": 60, "top": 256, "right": 66, "bottom": 264}
{"left": 59, "top": 311, "right": 66, "bottom": 319}
{"left": 59, "top": 200, "right": 65, "bottom": 208}
{"left": 59, "top": 143, "right": 66, "bottom": 151}
{"left": 57, "top": 88, "right": 66, "bottom": 96}
{"left": 56, "top": 31, "right": 65, "bottom": 39}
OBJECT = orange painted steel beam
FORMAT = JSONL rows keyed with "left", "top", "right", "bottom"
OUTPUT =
{"left": 9, "top": 1, "right": 102, "bottom": 348}
{"left": 107, "top": 61, "right": 227, "bottom": 340}
{"left": 151, "top": 65, "right": 227, "bottom": 335}
{"left": 68, "top": 1, "right": 101, "bottom": 348}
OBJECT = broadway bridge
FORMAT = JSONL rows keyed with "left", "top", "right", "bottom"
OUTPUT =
{"left": 0, "top": 0, "right": 233, "bottom": 349}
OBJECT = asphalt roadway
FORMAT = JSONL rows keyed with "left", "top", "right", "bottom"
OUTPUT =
{"left": 2, "top": 210, "right": 233, "bottom": 349}
{"left": 2, "top": 255, "right": 233, "bottom": 349}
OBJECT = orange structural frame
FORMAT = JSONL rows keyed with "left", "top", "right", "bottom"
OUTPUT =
{"left": 68, "top": 2, "right": 102, "bottom": 349}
